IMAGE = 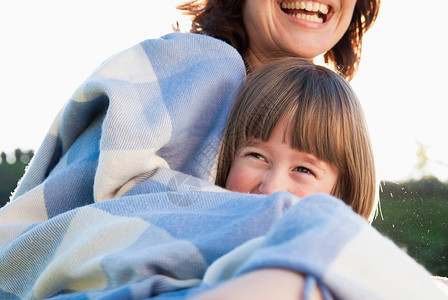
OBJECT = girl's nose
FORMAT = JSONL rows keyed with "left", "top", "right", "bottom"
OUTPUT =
{"left": 258, "top": 171, "right": 288, "bottom": 195}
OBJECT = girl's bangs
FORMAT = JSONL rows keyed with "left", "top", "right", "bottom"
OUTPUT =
{"left": 290, "top": 88, "right": 347, "bottom": 171}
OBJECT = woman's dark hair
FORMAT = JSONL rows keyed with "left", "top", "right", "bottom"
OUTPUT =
{"left": 177, "top": 0, "right": 381, "bottom": 80}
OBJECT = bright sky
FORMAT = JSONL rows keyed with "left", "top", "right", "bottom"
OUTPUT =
{"left": 1, "top": 0, "right": 447, "bottom": 182}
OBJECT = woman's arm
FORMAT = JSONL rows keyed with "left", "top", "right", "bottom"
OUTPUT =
{"left": 193, "top": 268, "right": 324, "bottom": 300}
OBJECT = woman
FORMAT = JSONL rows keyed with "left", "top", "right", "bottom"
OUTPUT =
{"left": 0, "top": 1, "right": 391, "bottom": 299}
{"left": 178, "top": 0, "right": 380, "bottom": 78}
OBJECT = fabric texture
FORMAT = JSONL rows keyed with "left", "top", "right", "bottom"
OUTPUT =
{"left": 0, "top": 32, "right": 447, "bottom": 300}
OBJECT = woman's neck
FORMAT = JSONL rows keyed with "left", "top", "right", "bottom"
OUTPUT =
{"left": 243, "top": 48, "right": 265, "bottom": 74}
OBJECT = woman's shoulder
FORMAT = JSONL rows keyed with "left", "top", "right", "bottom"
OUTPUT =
{"left": 87, "top": 32, "right": 245, "bottom": 83}
{"left": 139, "top": 32, "right": 243, "bottom": 60}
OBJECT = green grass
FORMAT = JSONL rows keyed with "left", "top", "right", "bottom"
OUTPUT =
{"left": 373, "top": 182, "right": 448, "bottom": 276}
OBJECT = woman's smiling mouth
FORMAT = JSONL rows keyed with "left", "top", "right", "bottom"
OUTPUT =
{"left": 280, "top": 1, "right": 331, "bottom": 24}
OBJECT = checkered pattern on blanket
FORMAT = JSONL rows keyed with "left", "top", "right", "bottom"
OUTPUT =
{"left": 0, "top": 33, "right": 447, "bottom": 300}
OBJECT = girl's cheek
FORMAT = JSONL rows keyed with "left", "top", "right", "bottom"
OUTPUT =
{"left": 226, "top": 163, "right": 257, "bottom": 193}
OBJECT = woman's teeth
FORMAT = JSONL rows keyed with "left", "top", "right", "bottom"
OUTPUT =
{"left": 281, "top": 1, "right": 329, "bottom": 14}
{"left": 281, "top": 1, "right": 330, "bottom": 23}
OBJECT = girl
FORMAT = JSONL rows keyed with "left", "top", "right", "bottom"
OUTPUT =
{"left": 216, "top": 56, "right": 376, "bottom": 221}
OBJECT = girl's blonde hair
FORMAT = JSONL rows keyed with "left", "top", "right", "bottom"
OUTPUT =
{"left": 216, "top": 57, "right": 376, "bottom": 221}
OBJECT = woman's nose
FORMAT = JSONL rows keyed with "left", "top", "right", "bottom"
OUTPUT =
{"left": 258, "top": 170, "right": 288, "bottom": 195}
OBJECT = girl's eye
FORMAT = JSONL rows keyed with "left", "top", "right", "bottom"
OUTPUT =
{"left": 247, "top": 152, "right": 266, "bottom": 161}
{"left": 294, "top": 166, "right": 313, "bottom": 175}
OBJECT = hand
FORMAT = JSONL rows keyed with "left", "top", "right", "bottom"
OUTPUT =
{"left": 193, "top": 268, "right": 324, "bottom": 300}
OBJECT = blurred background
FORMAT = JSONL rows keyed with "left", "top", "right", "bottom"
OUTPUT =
{"left": 1, "top": 0, "right": 447, "bottom": 276}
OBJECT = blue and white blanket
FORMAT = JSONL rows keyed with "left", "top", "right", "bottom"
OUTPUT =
{"left": 0, "top": 33, "right": 447, "bottom": 300}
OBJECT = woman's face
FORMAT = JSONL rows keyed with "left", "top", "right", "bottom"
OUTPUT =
{"left": 242, "top": 0, "right": 357, "bottom": 67}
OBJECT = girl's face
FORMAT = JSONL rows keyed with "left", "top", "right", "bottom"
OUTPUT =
{"left": 242, "top": 0, "right": 357, "bottom": 68}
{"left": 225, "top": 117, "right": 339, "bottom": 198}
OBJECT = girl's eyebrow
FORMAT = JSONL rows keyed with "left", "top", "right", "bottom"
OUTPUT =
{"left": 241, "top": 139, "right": 330, "bottom": 174}
{"left": 237, "top": 139, "right": 269, "bottom": 155}
{"left": 299, "top": 154, "right": 328, "bottom": 173}
{"left": 241, "top": 138, "right": 267, "bottom": 150}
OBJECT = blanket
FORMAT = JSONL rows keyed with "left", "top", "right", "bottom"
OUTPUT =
{"left": 0, "top": 32, "right": 447, "bottom": 300}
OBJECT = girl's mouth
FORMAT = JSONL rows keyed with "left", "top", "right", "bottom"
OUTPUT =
{"left": 280, "top": 1, "right": 331, "bottom": 24}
